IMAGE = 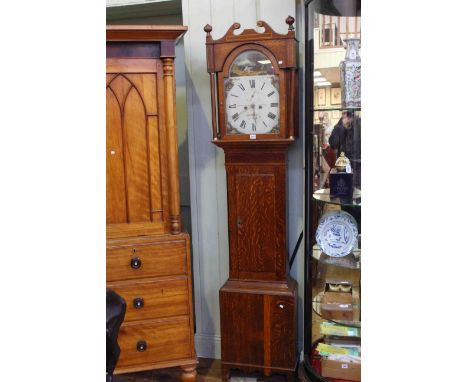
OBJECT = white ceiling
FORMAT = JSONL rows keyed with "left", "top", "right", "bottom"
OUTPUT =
{"left": 107, "top": 0, "right": 174, "bottom": 7}
{"left": 107, "top": 0, "right": 181, "bottom": 21}
{"left": 316, "top": 67, "right": 341, "bottom": 85}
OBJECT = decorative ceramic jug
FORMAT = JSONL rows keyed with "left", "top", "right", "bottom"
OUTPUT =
{"left": 340, "top": 38, "right": 361, "bottom": 108}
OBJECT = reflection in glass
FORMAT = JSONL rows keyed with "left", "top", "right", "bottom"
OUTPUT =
{"left": 305, "top": 6, "right": 362, "bottom": 380}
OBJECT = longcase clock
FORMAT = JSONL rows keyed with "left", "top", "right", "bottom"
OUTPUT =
{"left": 204, "top": 17, "right": 299, "bottom": 381}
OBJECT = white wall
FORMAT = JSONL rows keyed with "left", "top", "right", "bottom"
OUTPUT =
{"left": 182, "top": 0, "right": 305, "bottom": 359}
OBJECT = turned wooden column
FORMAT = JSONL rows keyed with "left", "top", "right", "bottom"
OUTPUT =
{"left": 163, "top": 57, "right": 181, "bottom": 234}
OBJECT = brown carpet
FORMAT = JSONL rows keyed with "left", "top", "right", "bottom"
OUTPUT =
{"left": 113, "top": 358, "right": 299, "bottom": 381}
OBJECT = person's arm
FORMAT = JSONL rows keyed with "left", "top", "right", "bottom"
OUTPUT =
{"left": 328, "top": 123, "right": 341, "bottom": 150}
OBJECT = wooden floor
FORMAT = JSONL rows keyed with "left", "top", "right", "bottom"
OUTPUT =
{"left": 114, "top": 358, "right": 299, "bottom": 381}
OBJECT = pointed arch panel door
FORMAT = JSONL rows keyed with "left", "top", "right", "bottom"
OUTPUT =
{"left": 106, "top": 58, "right": 169, "bottom": 238}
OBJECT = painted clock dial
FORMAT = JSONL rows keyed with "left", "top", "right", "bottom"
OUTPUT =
{"left": 224, "top": 50, "right": 280, "bottom": 135}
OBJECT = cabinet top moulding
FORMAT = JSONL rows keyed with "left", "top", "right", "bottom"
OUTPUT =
{"left": 106, "top": 25, "right": 187, "bottom": 43}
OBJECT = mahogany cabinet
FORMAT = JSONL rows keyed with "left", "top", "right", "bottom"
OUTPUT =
{"left": 106, "top": 25, "right": 197, "bottom": 381}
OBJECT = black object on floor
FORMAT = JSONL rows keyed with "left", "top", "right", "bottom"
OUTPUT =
{"left": 107, "top": 288, "right": 127, "bottom": 382}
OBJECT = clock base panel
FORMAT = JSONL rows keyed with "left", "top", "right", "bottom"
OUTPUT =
{"left": 220, "top": 278, "right": 298, "bottom": 379}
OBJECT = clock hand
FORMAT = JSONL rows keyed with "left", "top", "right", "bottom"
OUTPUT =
{"left": 249, "top": 90, "right": 257, "bottom": 101}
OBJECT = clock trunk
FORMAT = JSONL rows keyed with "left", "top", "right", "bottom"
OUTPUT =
{"left": 219, "top": 143, "right": 298, "bottom": 378}
{"left": 226, "top": 146, "right": 288, "bottom": 282}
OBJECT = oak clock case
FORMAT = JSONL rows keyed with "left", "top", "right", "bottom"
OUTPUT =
{"left": 106, "top": 25, "right": 197, "bottom": 381}
{"left": 205, "top": 18, "right": 299, "bottom": 381}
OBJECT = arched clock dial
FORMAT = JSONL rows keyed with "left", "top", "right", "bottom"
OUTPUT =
{"left": 225, "top": 75, "right": 280, "bottom": 134}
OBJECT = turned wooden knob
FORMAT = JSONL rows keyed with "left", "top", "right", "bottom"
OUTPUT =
{"left": 130, "top": 257, "right": 141, "bottom": 269}
{"left": 204, "top": 24, "right": 212, "bottom": 36}
{"left": 286, "top": 15, "right": 295, "bottom": 30}
{"left": 133, "top": 297, "right": 144, "bottom": 309}
{"left": 136, "top": 340, "right": 147, "bottom": 352}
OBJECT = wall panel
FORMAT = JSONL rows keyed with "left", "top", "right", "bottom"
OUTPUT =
{"left": 182, "top": 0, "right": 223, "bottom": 358}
{"left": 234, "top": 0, "right": 258, "bottom": 30}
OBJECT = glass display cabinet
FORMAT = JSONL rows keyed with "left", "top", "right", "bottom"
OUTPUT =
{"left": 302, "top": 1, "right": 361, "bottom": 381}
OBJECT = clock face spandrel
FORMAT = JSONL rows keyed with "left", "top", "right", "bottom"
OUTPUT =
{"left": 224, "top": 50, "right": 280, "bottom": 135}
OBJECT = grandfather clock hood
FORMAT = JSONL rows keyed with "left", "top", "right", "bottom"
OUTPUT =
{"left": 204, "top": 18, "right": 298, "bottom": 146}
{"left": 204, "top": 18, "right": 297, "bottom": 71}
{"left": 205, "top": 17, "right": 299, "bottom": 380}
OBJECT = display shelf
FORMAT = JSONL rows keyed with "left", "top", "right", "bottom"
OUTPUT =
{"left": 311, "top": 308, "right": 361, "bottom": 329}
{"left": 310, "top": 267, "right": 360, "bottom": 293}
{"left": 313, "top": 188, "right": 361, "bottom": 207}
{"left": 311, "top": 244, "right": 361, "bottom": 269}
{"left": 305, "top": 337, "right": 361, "bottom": 382}
{"left": 314, "top": 107, "right": 361, "bottom": 112}
{"left": 311, "top": 299, "right": 360, "bottom": 308}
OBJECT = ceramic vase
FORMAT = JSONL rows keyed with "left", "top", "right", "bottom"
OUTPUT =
{"left": 340, "top": 38, "right": 361, "bottom": 108}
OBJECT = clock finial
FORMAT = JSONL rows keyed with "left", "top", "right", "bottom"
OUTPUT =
{"left": 204, "top": 24, "right": 213, "bottom": 37}
{"left": 286, "top": 15, "right": 295, "bottom": 31}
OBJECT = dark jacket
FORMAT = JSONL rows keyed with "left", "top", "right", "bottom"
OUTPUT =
{"left": 328, "top": 117, "right": 361, "bottom": 162}
{"left": 329, "top": 117, "right": 361, "bottom": 187}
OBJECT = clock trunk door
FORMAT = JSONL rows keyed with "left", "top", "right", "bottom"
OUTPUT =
{"left": 227, "top": 160, "right": 287, "bottom": 281}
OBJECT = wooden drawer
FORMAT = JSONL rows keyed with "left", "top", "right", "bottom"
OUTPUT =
{"left": 117, "top": 317, "right": 191, "bottom": 368}
{"left": 107, "top": 277, "right": 189, "bottom": 321}
{"left": 107, "top": 241, "right": 187, "bottom": 281}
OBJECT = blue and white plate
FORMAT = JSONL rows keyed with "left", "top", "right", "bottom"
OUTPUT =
{"left": 316, "top": 211, "right": 358, "bottom": 257}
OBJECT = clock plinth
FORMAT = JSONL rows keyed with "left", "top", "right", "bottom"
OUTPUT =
{"left": 205, "top": 17, "right": 299, "bottom": 380}
{"left": 220, "top": 278, "right": 298, "bottom": 380}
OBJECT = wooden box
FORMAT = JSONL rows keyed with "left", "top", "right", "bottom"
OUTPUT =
{"left": 329, "top": 168, "right": 354, "bottom": 198}
{"left": 321, "top": 359, "right": 361, "bottom": 381}
{"left": 321, "top": 291, "right": 353, "bottom": 321}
